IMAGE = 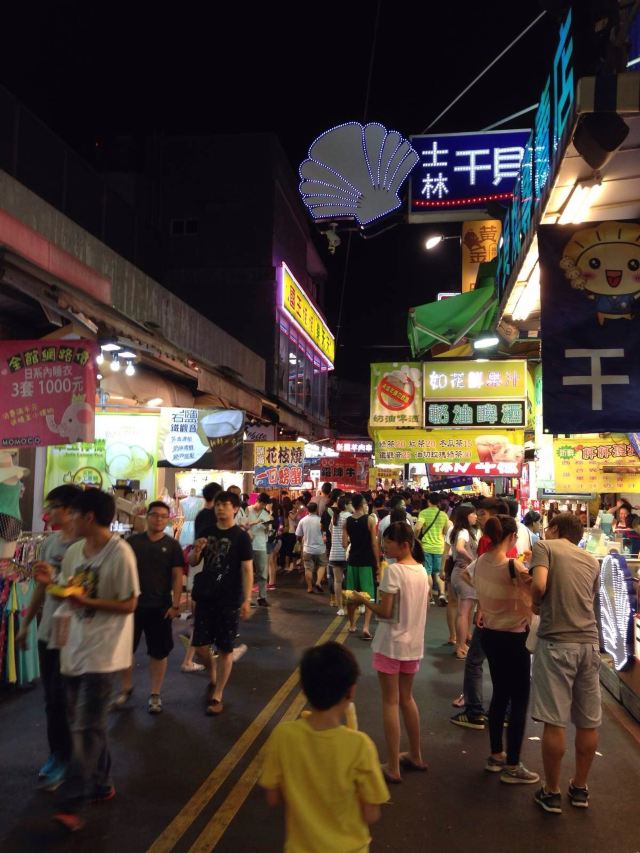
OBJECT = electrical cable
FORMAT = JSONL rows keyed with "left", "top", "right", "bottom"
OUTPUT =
{"left": 421, "top": 11, "right": 547, "bottom": 133}
{"left": 481, "top": 103, "right": 539, "bottom": 132}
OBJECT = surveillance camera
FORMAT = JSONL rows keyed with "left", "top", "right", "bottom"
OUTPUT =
{"left": 325, "top": 223, "right": 341, "bottom": 255}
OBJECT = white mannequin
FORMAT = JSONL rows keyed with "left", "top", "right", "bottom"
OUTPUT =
{"left": 179, "top": 489, "right": 204, "bottom": 546}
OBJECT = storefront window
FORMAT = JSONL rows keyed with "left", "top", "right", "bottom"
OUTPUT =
{"left": 279, "top": 323, "right": 329, "bottom": 422}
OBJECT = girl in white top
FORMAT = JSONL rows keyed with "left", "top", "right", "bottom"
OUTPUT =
{"left": 352, "top": 522, "right": 429, "bottom": 784}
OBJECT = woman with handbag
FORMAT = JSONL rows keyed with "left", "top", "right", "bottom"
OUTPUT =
{"left": 469, "top": 514, "right": 539, "bottom": 784}
{"left": 351, "top": 522, "right": 430, "bottom": 783}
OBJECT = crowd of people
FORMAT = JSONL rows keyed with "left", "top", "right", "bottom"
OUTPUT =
{"left": 15, "top": 478, "right": 611, "bottom": 844}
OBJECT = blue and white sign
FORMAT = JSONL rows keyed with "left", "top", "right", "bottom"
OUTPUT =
{"left": 538, "top": 221, "right": 640, "bottom": 434}
{"left": 408, "top": 130, "right": 529, "bottom": 222}
{"left": 496, "top": 8, "right": 575, "bottom": 295}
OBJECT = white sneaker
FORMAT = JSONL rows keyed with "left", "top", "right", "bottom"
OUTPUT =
{"left": 232, "top": 643, "right": 248, "bottom": 663}
{"left": 336, "top": 608, "right": 345, "bottom": 616}
{"left": 181, "top": 662, "right": 205, "bottom": 673}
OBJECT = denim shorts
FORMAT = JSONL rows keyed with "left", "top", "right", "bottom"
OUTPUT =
{"left": 531, "top": 638, "right": 602, "bottom": 729}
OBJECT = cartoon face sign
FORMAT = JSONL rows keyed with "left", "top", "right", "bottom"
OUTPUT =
{"left": 560, "top": 221, "right": 640, "bottom": 324}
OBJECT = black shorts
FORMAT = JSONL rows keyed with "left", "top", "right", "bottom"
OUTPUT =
{"left": 280, "top": 532, "right": 297, "bottom": 558}
{"left": 191, "top": 604, "right": 239, "bottom": 654}
{"left": 133, "top": 607, "right": 174, "bottom": 660}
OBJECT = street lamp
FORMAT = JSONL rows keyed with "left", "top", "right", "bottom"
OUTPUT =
{"left": 424, "top": 234, "right": 460, "bottom": 251}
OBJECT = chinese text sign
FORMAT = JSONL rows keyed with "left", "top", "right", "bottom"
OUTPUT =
{"left": 0, "top": 339, "right": 98, "bottom": 448}
{"left": 280, "top": 263, "right": 335, "bottom": 365}
{"left": 370, "top": 363, "right": 423, "bottom": 427}
{"left": 254, "top": 441, "right": 305, "bottom": 488}
{"left": 374, "top": 429, "right": 524, "bottom": 464}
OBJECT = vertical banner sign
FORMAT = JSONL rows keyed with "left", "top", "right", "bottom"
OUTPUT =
{"left": 461, "top": 220, "right": 502, "bottom": 292}
{"left": 0, "top": 339, "right": 98, "bottom": 448}
{"left": 538, "top": 221, "right": 640, "bottom": 433}
{"left": 254, "top": 442, "right": 305, "bottom": 488}
{"left": 369, "top": 363, "right": 423, "bottom": 427}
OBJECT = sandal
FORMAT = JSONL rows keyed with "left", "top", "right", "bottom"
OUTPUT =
{"left": 348, "top": 626, "right": 358, "bottom": 633}
{"left": 381, "top": 764, "right": 402, "bottom": 784}
{"left": 205, "top": 682, "right": 217, "bottom": 703}
{"left": 454, "top": 650, "right": 467, "bottom": 659}
{"left": 360, "top": 632, "right": 373, "bottom": 641}
{"left": 206, "top": 698, "right": 224, "bottom": 716}
{"left": 399, "top": 753, "right": 428, "bottom": 772}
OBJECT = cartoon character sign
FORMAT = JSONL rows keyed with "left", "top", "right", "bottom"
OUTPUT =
{"left": 560, "top": 221, "right": 640, "bottom": 325}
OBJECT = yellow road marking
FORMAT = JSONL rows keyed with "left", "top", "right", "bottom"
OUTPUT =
{"left": 147, "top": 615, "right": 343, "bottom": 853}
{"left": 188, "top": 622, "right": 353, "bottom": 852}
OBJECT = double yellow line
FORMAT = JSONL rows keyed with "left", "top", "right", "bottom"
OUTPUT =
{"left": 148, "top": 615, "right": 350, "bottom": 853}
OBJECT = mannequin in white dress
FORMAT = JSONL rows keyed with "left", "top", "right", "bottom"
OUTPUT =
{"left": 179, "top": 489, "right": 204, "bottom": 547}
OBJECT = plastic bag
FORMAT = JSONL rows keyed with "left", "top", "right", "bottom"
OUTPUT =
{"left": 50, "top": 601, "right": 73, "bottom": 649}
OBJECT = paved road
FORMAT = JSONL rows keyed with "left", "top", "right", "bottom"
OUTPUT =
{"left": 2, "top": 573, "right": 640, "bottom": 853}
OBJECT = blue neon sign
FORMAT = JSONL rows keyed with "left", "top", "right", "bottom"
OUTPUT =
{"left": 409, "top": 129, "right": 530, "bottom": 215}
{"left": 496, "top": 8, "right": 574, "bottom": 296}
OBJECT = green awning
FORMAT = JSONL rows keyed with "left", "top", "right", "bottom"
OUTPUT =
{"left": 407, "top": 261, "right": 498, "bottom": 358}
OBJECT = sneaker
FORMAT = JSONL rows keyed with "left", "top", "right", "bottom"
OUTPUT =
{"left": 257, "top": 597, "right": 270, "bottom": 607}
{"left": 485, "top": 755, "right": 506, "bottom": 773}
{"left": 39, "top": 759, "right": 67, "bottom": 791}
{"left": 266, "top": 584, "right": 276, "bottom": 591}
{"left": 568, "top": 781, "right": 589, "bottom": 809}
{"left": 534, "top": 786, "right": 562, "bottom": 814}
{"left": 148, "top": 694, "right": 163, "bottom": 715}
{"left": 336, "top": 608, "right": 345, "bottom": 616}
{"left": 500, "top": 763, "right": 540, "bottom": 785}
{"left": 438, "top": 594, "right": 447, "bottom": 607}
{"left": 90, "top": 785, "right": 116, "bottom": 804}
{"left": 109, "top": 688, "right": 133, "bottom": 711}
{"left": 39, "top": 755, "right": 57, "bottom": 779}
{"left": 52, "top": 812, "right": 85, "bottom": 832}
{"left": 450, "top": 712, "right": 485, "bottom": 730}
{"left": 181, "top": 662, "right": 205, "bottom": 673}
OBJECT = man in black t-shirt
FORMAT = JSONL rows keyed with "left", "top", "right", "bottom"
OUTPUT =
{"left": 189, "top": 491, "right": 253, "bottom": 715}
{"left": 112, "top": 502, "right": 185, "bottom": 715}
{"left": 194, "top": 481, "right": 222, "bottom": 540}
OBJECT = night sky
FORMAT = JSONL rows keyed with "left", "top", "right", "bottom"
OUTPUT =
{"left": 0, "top": 1, "right": 562, "bottom": 384}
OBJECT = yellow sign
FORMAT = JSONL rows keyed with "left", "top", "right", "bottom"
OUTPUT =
{"left": 374, "top": 428, "right": 524, "bottom": 464}
{"left": 424, "top": 360, "right": 527, "bottom": 401}
{"left": 280, "top": 263, "right": 335, "bottom": 365}
{"left": 553, "top": 435, "right": 640, "bottom": 493}
{"left": 461, "top": 220, "right": 501, "bottom": 292}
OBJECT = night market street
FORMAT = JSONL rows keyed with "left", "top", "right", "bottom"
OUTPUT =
{"left": 2, "top": 573, "right": 640, "bottom": 853}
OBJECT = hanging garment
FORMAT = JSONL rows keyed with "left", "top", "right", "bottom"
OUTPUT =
{"left": 16, "top": 579, "right": 39, "bottom": 684}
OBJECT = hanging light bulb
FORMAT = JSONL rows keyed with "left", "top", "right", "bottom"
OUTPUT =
{"left": 125, "top": 360, "right": 135, "bottom": 376}
{"left": 110, "top": 354, "right": 120, "bottom": 372}
{"left": 96, "top": 350, "right": 104, "bottom": 365}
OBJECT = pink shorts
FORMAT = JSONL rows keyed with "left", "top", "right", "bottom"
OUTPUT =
{"left": 373, "top": 652, "right": 421, "bottom": 675}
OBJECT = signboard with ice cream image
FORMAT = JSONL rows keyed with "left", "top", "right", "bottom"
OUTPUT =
{"left": 369, "top": 363, "right": 423, "bottom": 427}
{"left": 157, "top": 408, "right": 245, "bottom": 471}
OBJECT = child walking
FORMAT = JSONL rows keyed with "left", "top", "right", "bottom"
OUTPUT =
{"left": 353, "top": 522, "right": 430, "bottom": 783}
{"left": 260, "top": 642, "right": 389, "bottom": 852}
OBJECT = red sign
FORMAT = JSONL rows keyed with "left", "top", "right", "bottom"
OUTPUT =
{"left": 320, "top": 455, "right": 369, "bottom": 489}
{"left": 429, "top": 460, "right": 523, "bottom": 478}
{"left": 377, "top": 376, "right": 415, "bottom": 411}
{"left": 0, "top": 339, "right": 98, "bottom": 448}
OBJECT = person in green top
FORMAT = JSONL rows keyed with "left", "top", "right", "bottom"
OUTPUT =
{"left": 415, "top": 493, "right": 449, "bottom": 605}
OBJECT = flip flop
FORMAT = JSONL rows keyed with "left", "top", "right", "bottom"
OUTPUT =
{"left": 360, "top": 632, "right": 373, "bottom": 641}
{"left": 206, "top": 698, "right": 224, "bottom": 716}
{"left": 454, "top": 651, "right": 467, "bottom": 659}
{"left": 381, "top": 765, "right": 402, "bottom": 784}
{"left": 399, "top": 753, "right": 428, "bottom": 772}
{"left": 348, "top": 627, "right": 358, "bottom": 633}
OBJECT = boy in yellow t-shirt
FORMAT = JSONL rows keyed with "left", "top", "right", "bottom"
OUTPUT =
{"left": 259, "top": 642, "right": 389, "bottom": 853}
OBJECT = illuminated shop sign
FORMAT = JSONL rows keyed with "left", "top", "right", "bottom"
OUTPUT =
{"left": 335, "top": 439, "right": 373, "bottom": 455}
{"left": 424, "top": 400, "right": 525, "bottom": 428}
{"left": 429, "top": 461, "right": 522, "bottom": 478}
{"left": 279, "top": 263, "right": 335, "bottom": 366}
{"left": 374, "top": 428, "right": 524, "bottom": 464}
{"left": 409, "top": 130, "right": 529, "bottom": 219}
{"left": 423, "top": 360, "right": 527, "bottom": 401}
{"left": 496, "top": 9, "right": 574, "bottom": 295}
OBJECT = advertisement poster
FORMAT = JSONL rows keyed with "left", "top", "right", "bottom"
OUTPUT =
{"left": 461, "top": 220, "right": 501, "bottom": 292}
{"left": 44, "top": 413, "right": 158, "bottom": 496}
{"left": 374, "top": 428, "right": 524, "bottom": 464}
{"left": 320, "top": 455, "right": 369, "bottom": 489}
{"left": 254, "top": 441, "right": 305, "bottom": 488}
{"left": 157, "top": 408, "right": 245, "bottom": 471}
{"left": 539, "top": 221, "right": 640, "bottom": 433}
{"left": 370, "top": 363, "right": 423, "bottom": 427}
{"left": 0, "top": 339, "right": 98, "bottom": 448}
{"left": 428, "top": 460, "right": 523, "bottom": 478}
{"left": 553, "top": 435, "right": 640, "bottom": 493}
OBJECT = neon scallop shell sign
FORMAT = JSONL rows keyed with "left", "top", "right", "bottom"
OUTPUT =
{"left": 299, "top": 122, "right": 419, "bottom": 226}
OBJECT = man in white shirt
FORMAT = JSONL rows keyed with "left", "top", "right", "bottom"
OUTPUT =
{"left": 33, "top": 489, "right": 139, "bottom": 833}
{"left": 296, "top": 502, "right": 327, "bottom": 594}
{"left": 247, "top": 493, "right": 273, "bottom": 607}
